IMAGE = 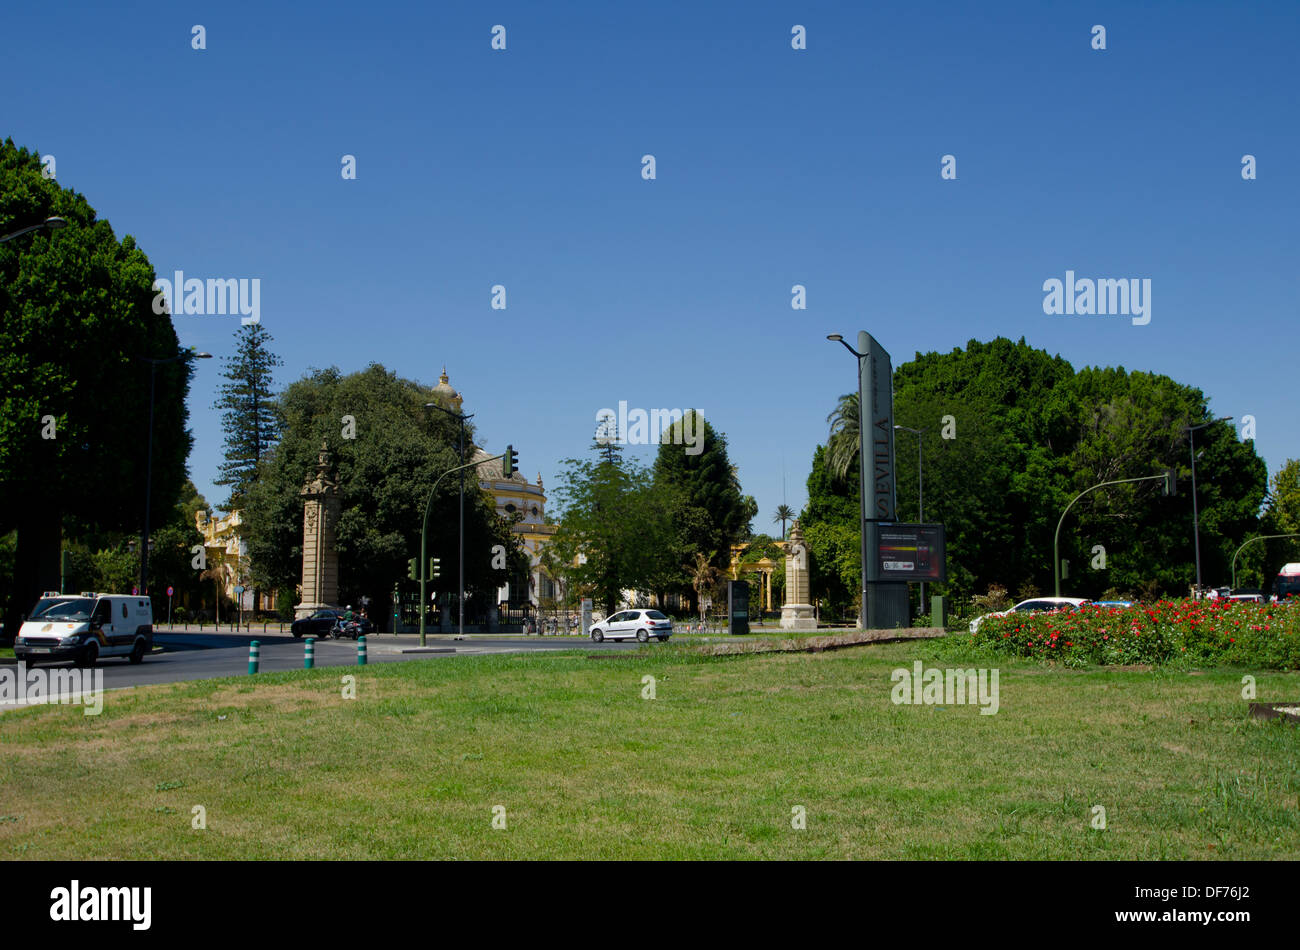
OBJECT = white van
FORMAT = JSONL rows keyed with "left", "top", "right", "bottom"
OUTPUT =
{"left": 13, "top": 593, "right": 153, "bottom": 667}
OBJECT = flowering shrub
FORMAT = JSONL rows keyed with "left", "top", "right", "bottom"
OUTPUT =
{"left": 964, "top": 599, "right": 1300, "bottom": 670}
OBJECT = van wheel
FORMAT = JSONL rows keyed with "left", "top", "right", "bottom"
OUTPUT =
{"left": 637, "top": 629, "right": 649, "bottom": 642}
{"left": 78, "top": 641, "right": 99, "bottom": 668}
{"left": 129, "top": 640, "right": 146, "bottom": 664}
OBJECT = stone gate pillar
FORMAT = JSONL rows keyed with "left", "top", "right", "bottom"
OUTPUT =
{"left": 780, "top": 521, "right": 816, "bottom": 630}
{"left": 295, "top": 441, "right": 341, "bottom": 618}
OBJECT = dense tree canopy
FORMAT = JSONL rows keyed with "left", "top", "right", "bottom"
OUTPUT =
{"left": 1, "top": 139, "right": 192, "bottom": 634}
{"left": 803, "top": 337, "right": 1269, "bottom": 617}
{"left": 243, "top": 364, "right": 523, "bottom": 622}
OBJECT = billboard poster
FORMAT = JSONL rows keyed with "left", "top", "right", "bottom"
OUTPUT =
{"left": 868, "top": 523, "right": 946, "bottom": 583}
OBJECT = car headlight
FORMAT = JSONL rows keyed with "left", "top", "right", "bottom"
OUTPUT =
{"left": 59, "top": 635, "right": 82, "bottom": 646}
{"left": 15, "top": 637, "right": 25, "bottom": 646}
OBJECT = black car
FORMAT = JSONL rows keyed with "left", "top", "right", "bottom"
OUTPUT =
{"left": 291, "top": 608, "right": 373, "bottom": 638}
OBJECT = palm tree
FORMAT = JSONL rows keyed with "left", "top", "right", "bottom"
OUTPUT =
{"left": 690, "top": 551, "right": 721, "bottom": 620}
{"left": 773, "top": 504, "right": 794, "bottom": 539}
{"left": 825, "top": 392, "right": 860, "bottom": 482}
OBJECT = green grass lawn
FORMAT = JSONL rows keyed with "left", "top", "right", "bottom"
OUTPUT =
{"left": 1, "top": 640, "right": 1298, "bottom": 859}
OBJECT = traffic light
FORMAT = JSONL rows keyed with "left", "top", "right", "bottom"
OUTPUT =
{"left": 430, "top": 557, "right": 441, "bottom": 579}
{"left": 1163, "top": 468, "right": 1176, "bottom": 496}
{"left": 504, "top": 444, "right": 518, "bottom": 477}
{"left": 407, "top": 557, "right": 418, "bottom": 581}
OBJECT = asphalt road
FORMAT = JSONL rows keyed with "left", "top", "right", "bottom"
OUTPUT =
{"left": 4, "top": 629, "right": 643, "bottom": 694}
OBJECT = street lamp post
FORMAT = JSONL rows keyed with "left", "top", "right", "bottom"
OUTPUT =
{"left": 1186, "top": 416, "right": 1232, "bottom": 597}
{"left": 1053, "top": 473, "right": 1171, "bottom": 597}
{"left": 1230, "top": 534, "right": 1300, "bottom": 591}
{"left": 137, "top": 350, "right": 211, "bottom": 596}
{"left": 419, "top": 452, "right": 505, "bottom": 646}
{"left": 426, "top": 402, "right": 473, "bottom": 639}
{"left": 895, "top": 424, "right": 925, "bottom": 613}
{"left": 827, "top": 334, "right": 869, "bottom": 629}
{"left": 0, "top": 216, "right": 66, "bottom": 244}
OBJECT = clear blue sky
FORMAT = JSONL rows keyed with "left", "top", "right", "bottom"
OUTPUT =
{"left": 6, "top": 0, "right": 1297, "bottom": 527}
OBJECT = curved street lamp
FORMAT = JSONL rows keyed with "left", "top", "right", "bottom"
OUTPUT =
{"left": 0, "top": 216, "right": 66, "bottom": 243}
{"left": 1231, "top": 534, "right": 1300, "bottom": 591}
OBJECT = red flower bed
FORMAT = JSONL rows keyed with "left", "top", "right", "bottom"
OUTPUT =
{"left": 967, "top": 599, "right": 1300, "bottom": 669}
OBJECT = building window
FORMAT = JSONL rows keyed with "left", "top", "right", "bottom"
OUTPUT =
{"left": 504, "top": 504, "right": 516, "bottom": 514}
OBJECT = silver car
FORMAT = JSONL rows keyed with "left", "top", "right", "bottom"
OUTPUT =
{"left": 589, "top": 609, "right": 673, "bottom": 643}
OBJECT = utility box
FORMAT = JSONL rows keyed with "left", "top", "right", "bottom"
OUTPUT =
{"left": 930, "top": 595, "right": 946, "bottom": 629}
{"left": 728, "top": 580, "right": 750, "bottom": 636}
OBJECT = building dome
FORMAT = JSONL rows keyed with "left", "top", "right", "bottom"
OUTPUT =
{"left": 430, "top": 366, "right": 462, "bottom": 409}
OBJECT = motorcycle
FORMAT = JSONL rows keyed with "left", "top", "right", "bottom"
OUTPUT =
{"left": 330, "top": 618, "right": 364, "bottom": 640}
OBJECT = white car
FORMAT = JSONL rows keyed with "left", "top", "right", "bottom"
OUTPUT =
{"left": 968, "top": 597, "right": 1088, "bottom": 634}
{"left": 589, "top": 609, "right": 673, "bottom": 643}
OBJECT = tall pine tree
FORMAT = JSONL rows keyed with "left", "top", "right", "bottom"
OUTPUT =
{"left": 215, "top": 324, "right": 283, "bottom": 510}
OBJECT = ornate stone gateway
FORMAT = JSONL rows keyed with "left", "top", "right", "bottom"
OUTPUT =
{"left": 295, "top": 442, "right": 341, "bottom": 619}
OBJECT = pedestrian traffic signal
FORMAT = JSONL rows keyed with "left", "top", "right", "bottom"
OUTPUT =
{"left": 430, "top": 557, "right": 441, "bottom": 579}
{"left": 1163, "top": 468, "right": 1176, "bottom": 496}
{"left": 407, "top": 556, "right": 418, "bottom": 580}
{"left": 504, "top": 445, "right": 518, "bottom": 477}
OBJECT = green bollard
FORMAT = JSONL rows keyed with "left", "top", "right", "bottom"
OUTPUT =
{"left": 304, "top": 636, "right": 315, "bottom": 669}
{"left": 248, "top": 640, "right": 260, "bottom": 675}
{"left": 357, "top": 635, "right": 367, "bottom": 666}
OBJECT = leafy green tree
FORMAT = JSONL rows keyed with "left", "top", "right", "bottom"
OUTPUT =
{"left": 651, "top": 411, "right": 753, "bottom": 608}
{"left": 1266, "top": 460, "right": 1300, "bottom": 535}
{"left": 242, "top": 365, "right": 522, "bottom": 626}
{"left": 773, "top": 505, "right": 794, "bottom": 539}
{"left": 1, "top": 140, "right": 192, "bottom": 636}
{"left": 214, "top": 324, "right": 283, "bottom": 509}
{"left": 1234, "top": 459, "right": 1300, "bottom": 593}
{"left": 148, "top": 480, "right": 211, "bottom": 615}
{"left": 543, "top": 443, "right": 676, "bottom": 614}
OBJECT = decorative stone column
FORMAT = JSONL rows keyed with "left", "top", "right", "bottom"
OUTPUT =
{"left": 295, "top": 442, "right": 341, "bottom": 618}
{"left": 780, "top": 520, "right": 817, "bottom": 630}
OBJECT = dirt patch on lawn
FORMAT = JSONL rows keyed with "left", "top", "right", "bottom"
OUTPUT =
{"left": 696, "top": 628, "right": 945, "bottom": 657}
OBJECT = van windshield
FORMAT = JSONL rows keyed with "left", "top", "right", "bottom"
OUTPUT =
{"left": 30, "top": 597, "right": 74, "bottom": 618}
{"left": 38, "top": 598, "right": 95, "bottom": 620}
